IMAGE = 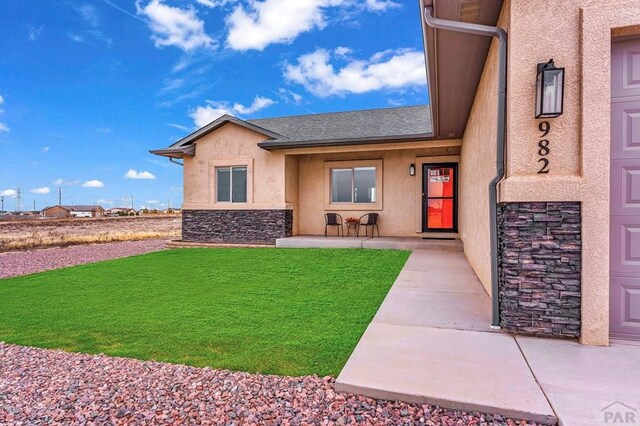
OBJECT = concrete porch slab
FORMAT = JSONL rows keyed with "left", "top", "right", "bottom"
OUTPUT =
{"left": 517, "top": 337, "right": 640, "bottom": 426}
{"left": 336, "top": 323, "right": 557, "bottom": 424}
{"left": 362, "top": 237, "right": 463, "bottom": 251}
{"left": 275, "top": 236, "right": 463, "bottom": 251}
{"left": 275, "top": 235, "right": 366, "bottom": 248}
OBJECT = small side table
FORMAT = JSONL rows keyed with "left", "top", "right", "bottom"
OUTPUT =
{"left": 345, "top": 221, "right": 359, "bottom": 237}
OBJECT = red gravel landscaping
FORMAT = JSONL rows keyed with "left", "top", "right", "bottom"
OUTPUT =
{"left": 0, "top": 239, "right": 167, "bottom": 279}
{"left": 0, "top": 343, "right": 536, "bottom": 425}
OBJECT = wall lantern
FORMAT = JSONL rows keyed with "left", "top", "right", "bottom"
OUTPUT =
{"left": 535, "top": 59, "right": 564, "bottom": 118}
{"left": 409, "top": 163, "right": 416, "bottom": 176}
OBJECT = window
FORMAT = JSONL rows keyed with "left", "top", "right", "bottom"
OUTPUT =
{"left": 331, "top": 166, "right": 376, "bottom": 203}
{"left": 216, "top": 166, "right": 247, "bottom": 203}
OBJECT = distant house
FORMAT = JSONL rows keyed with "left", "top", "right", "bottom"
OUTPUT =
{"left": 41, "top": 205, "right": 105, "bottom": 218}
{"left": 107, "top": 207, "right": 137, "bottom": 216}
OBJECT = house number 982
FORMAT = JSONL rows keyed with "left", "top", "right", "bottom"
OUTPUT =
{"left": 537, "top": 121, "right": 550, "bottom": 174}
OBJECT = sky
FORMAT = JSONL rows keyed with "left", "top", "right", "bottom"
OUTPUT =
{"left": 0, "top": 0, "right": 429, "bottom": 211}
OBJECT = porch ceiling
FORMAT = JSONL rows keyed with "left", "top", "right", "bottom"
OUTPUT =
{"left": 419, "top": 0, "right": 504, "bottom": 140}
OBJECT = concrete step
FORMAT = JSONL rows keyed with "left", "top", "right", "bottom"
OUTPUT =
{"left": 364, "top": 237, "right": 463, "bottom": 252}
{"left": 276, "top": 236, "right": 464, "bottom": 251}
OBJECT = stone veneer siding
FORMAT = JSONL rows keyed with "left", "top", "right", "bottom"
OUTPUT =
{"left": 182, "top": 209, "right": 293, "bottom": 244}
{"left": 498, "top": 202, "right": 581, "bottom": 338}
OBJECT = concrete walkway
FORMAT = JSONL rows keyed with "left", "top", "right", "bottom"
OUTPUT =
{"left": 336, "top": 249, "right": 640, "bottom": 425}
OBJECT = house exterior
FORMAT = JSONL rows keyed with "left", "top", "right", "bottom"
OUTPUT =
{"left": 107, "top": 207, "right": 137, "bottom": 216}
{"left": 42, "top": 205, "right": 105, "bottom": 218}
{"left": 152, "top": 0, "right": 640, "bottom": 346}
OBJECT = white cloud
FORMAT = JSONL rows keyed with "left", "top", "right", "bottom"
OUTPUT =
{"left": 189, "top": 95, "right": 275, "bottom": 127}
{"left": 136, "top": 0, "right": 215, "bottom": 51}
{"left": 277, "top": 88, "right": 303, "bottom": 105}
{"left": 42, "top": 146, "right": 50, "bottom": 153}
{"left": 195, "top": 0, "right": 236, "bottom": 7}
{"left": 28, "top": 25, "right": 44, "bottom": 41}
{"left": 81, "top": 179, "right": 105, "bottom": 188}
{"left": 284, "top": 48, "right": 426, "bottom": 97}
{"left": 30, "top": 187, "right": 51, "bottom": 195}
{"left": 334, "top": 46, "right": 352, "bottom": 56}
{"left": 124, "top": 169, "right": 156, "bottom": 180}
{"left": 77, "top": 4, "right": 100, "bottom": 27}
{"left": 146, "top": 199, "right": 161, "bottom": 204}
{"left": 168, "top": 123, "right": 192, "bottom": 132}
{"left": 224, "top": 0, "right": 396, "bottom": 51}
{"left": 96, "top": 198, "right": 114, "bottom": 205}
{"left": 232, "top": 96, "right": 275, "bottom": 115}
{"left": 190, "top": 104, "right": 233, "bottom": 128}
{"left": 0, "top": 95, "right": 8, "bottom": 132}
{"left": 226, "top": 0, "right": 346, "bottom": 51}
{"left": 0, "top": 189, "right": 17, "bottom": 198}
{"left": 68, "top": 33, "right": 85, "bottom": 43}
{"left": 365, "top": 0, "right": 400, "bottom": 12}
{"left": 53, "top": 178, "right": 79, "bottom": 186}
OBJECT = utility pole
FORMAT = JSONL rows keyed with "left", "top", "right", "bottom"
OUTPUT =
{"left": 58, "top": 187, "right": 62, "bottom": 205}
{"left": 33, "top": 200, "right": 36, "bottom": 212}
{"left": 131, "top": 194, "right": 134, "bottom": 209}
{"left": 16, "top": 188, "right": 22, "bottom": 212}
{"left": 1, "top": 195, "right": 4, "bottom": 213}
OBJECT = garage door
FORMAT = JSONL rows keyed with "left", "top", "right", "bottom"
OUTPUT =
{"left": 610, "top": 38, "right": 640, "bottom": 340}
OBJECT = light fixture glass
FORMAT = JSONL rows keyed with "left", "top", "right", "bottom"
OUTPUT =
{"left": 410, "top": 163, "right": 416, "bottom": 176}
{"left": 535, "top": 59, "right": 564, "bottom": 118}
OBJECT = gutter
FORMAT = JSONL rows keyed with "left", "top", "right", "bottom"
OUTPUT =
{"left": 423, "top": 6, "right": 507, "bottom": 328}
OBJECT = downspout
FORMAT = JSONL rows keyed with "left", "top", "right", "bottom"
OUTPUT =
{"left": 423, "top": 6, "right": 507, "bottom": 328}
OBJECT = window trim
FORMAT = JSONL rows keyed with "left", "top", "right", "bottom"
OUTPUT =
{"left": 323, "top": 159, "right": 383, "bottom": 211}
{"left": 216, "top": 166, "right": 248, "bottom": 203}
{"left": 330, "top": 166, "right": 377, "bottom": 204}
{"left": 207, "top": 158, "right": 253, "bottom": 208}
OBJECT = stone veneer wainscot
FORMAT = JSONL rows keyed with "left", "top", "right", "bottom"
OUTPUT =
{"left": 182, "top": 209, "right": 293, "bottom": 245}
{"left": 498, "top": 202, "right": 582, "bottom": 338}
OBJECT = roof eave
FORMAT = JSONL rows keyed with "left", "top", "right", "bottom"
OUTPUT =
{"left": 149, "top": 145, "right": 196, "bottom": 158}
{"left": 258, "top": 133, "right": 436, "bottom": 151}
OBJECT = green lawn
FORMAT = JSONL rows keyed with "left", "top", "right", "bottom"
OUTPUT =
{"left": 0, "top": 248, "right": 408, "bottom": 376}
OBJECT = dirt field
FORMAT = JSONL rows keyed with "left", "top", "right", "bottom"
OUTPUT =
{"left": 0, "top": 216, "right": 181, "bottom": 252}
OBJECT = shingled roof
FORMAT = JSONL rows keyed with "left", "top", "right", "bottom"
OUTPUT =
{"left": 151, "top": 105, "right": 433, "bottom": 156}
{"left": 250, "top": 105, "right": 432, "bottom": 149}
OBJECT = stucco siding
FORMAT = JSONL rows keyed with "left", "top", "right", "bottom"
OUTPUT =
{"left": 285, "top": 155, "right": 300, "bottom": 235}
{"left": 458, "top": 0, "right": 510, "bottom": 296}
{"left": 182, "top": 123, "right": 288, "bottom": 210}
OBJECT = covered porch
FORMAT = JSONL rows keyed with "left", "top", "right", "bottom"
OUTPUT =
{"left": 280, "top": 139, "right": 463, "bottom": 239}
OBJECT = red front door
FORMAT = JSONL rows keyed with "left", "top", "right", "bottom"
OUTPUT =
{"left": 423, "top": 163, "right": 458, "bottom": 232}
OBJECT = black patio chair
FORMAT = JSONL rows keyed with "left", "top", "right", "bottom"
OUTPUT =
{"left": 324, "top": 213, "right": 344, "bottom": 237}
{"left": 357, "top": 213, "right": 380, "bottom": 238}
